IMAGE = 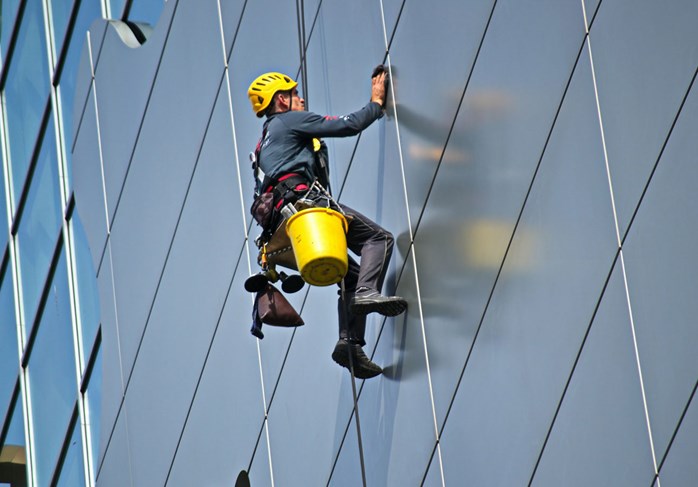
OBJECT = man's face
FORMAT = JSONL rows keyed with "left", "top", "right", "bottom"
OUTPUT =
{"left": 286, "top": 88, "right": 305, "bottom": 111}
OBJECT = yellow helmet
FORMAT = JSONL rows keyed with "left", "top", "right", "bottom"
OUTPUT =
{"left": 248, "top": 72, "right": 298, "bottom": 117}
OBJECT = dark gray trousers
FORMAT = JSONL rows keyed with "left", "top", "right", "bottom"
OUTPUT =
{"left": 336, "top": 203, "right": 394, "bottom": 346}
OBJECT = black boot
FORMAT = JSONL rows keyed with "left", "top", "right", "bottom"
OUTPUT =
{"left": 349, "top": 288, "right": 407, "bottom": 317}
{"left": 331, "top": 339, "right": 383, "bottom": 379}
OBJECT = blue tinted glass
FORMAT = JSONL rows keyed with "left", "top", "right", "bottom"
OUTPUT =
{"left": 0, "top": 268, "right": 19, "bottom": 420}
{"left": 4, "top": 0, "right": 51, "bottom": 207}
{"left": 27, "top": 249, "right": 77, "bottom": 487}
{"left": 55, "top": 418, "right": 87, "bottom": 487}
{"left": 57, "top": 0, "right": 103, "bottom": 193}
{"left": 109, "top": 0, "right": 125, "bottom": 19}
{"left": 127, "top": 0, "right": 165, "bottom": 25}
{"left": 0, "top": 160, "right": 7, "bottom": 252}
{"left": 17, "top": 114, "right": 62, "bottom": 335}
{"left": 70, "top": 214, "right": 100, "bottom": 366}
{"left": 49, "top": 0, "right": 76, "bottom": 60}
{"left": 0, "top": 0, "right": 21, "bottom": 66}
{"left": 86, "top": 346, "right": 102, "bottom": 479}
{"left": 0, "top": 394, "right": 29, "bottom": 486}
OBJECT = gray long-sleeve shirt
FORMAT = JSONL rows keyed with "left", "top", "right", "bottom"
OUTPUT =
{"left": 256, "top": 101, "right": 384, "bottom": 190}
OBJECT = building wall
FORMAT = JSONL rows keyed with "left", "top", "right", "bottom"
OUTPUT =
{"left": 69, "top": 1, "right": 698, "bottom": 486}
{"left": 0, "top": 2, "right": 165, "bottom": 486}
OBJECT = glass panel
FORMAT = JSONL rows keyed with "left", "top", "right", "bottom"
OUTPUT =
{"left": 54, "top": 418, "right": 86, "bottom": 487}
{"left": 85, "top": 346, "right": 101, "bottom": 479}
{"left": 26, "top": 249, "right": 78, "bottom": 487}
{"left": 530, "top": 267, "right": 656, "bottom": 486}
{"left": 16, "top": 114, "right": 62, "bottom": 335}
{"left": 0, "top": 268, "right": 19, "bottom": 420}
{"left": 0, "top": 116, "right": 7, "bottom": 251}
{"left": 3, "top": 0, "right": 50, "bottom": 207}
{"left": 108, "top": 0, "right": 125, "bottom": 19}
{"left": 56, "top": 0, "right": 103, "bottom": 193}
{"left": 49, "top": 0, "right": 76, "bottom": 60}
{"left": 70, "top": 214, "right": 100, "bottom": 365}
{"left": 127, "top": 0, "right": 165, "bottom": 26}
{"left": 0, "top": 394, "right": 29, "bottom": 487}
{"left": 0, "top": 0, "right": 21, "bottom": 67}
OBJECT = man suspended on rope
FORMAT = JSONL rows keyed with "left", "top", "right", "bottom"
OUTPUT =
{"left": 247, "top": 68, "right": 407, "bottom": 379}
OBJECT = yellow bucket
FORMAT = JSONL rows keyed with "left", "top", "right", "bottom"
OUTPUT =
{"left": 286, "top": 207, "right": 348, "bottom": 286}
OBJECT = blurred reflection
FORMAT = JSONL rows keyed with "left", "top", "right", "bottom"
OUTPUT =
{"left": 27, "top": 250, "right": 78, "bottom": 486}
{"left": 4, "top": 0, "right": 51, "bottom": 207}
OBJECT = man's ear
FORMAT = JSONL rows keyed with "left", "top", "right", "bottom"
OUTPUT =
{"left": 275, "top": 92, "right": 289, "bottom": 111}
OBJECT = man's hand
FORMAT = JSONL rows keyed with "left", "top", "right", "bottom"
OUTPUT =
{"left": 371, "top": 66, "right": 388, "bottom": 107}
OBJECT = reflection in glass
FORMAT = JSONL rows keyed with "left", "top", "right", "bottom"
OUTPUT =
{"left": 26, "top": 250, "right": 77, "bottom": 487}
{"left": 57, "top": 0, "right": 103, "bottom": 193}
{"left": 0, "top": 0, "right": 21, "bottom": 66}
{"left": 49, "top": 0, "right": 77, "bottom": 60}
{"left": 17, "top": 114, "right": 62, "bottom": 335}
{"left": 109, "top": 0, "right": 126, "bottom": 19}
{"left": 54, "top": 417, "right": 87, "bottom": 487}
{"left": 0, "top": 148, "right": 8, "bottom": 253}
{"left": 0, "top": 394, "right": 29, "bottom": 487}
{"left": 70, "top": 214, "right": 100, "bottom": 366}
{"left": 127, "top": 0, "right": 165, "bottom": 26}
{"left": 3, "top": 0, "right": 50, "bottom": 206}
{"left": 0, "top": 268, "right": 19, "bottom": 420}
{"left": 86, "top": 347, "right": 102, "bottom": 481}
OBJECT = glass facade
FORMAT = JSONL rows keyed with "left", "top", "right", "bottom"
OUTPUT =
{"left": 0, "top": 1, "right": 165, "bottom": 486}
{"left": 3, "top": 0, "right": 698, "bottom": 486}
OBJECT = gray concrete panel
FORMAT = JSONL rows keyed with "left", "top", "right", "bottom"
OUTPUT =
{"left": 657, "top": 395, "right": 698, "bottom": 486}
{"left": 106, "top": 0, "right": 225, "bottom": 378}
{"left": 589, "top": 0, "right": 698, "bottom": 237}
{"left": 72, "top": 85, "right": 108, "bottom": 273}
{"left": 119, "top": 86, "right": 248, "bottom": 485}
{"left": 622, "top": 82, "right": 698, "bottom": 463}
{"left": 91, "top": 2, "right": 175, "bottom": 224}
{"left": 164, "top": 270, "right": 268, "bottom": 487}
{"left": 95, "top": 411, "right": 133, "bottom": 487}
{"left": 437, "top": 51, "right": 618, "bottom": 485}
{"left": 530, "top": 266, "right": 656, "bottom": 487}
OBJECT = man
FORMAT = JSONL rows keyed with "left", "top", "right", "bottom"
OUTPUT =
{"left": 247, "top": 69, "right": 407, "bottom": 379}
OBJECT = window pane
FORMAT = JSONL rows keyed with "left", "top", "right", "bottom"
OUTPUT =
{"left": 70, "top": 214, "right": 100, "bottom": 365}
{"left": 85, "top": 347, "right": 101, "bottom": 480}
{"left": 0, "top": 141, "right": 8, "bottom": 253}
{"left": 109, "top": 0, "right": 125, "bottom": 19}
{"left": 16, "top": 114, "right": 62, "bottom": 335}
{"left": 48, "top": 0, "right": 75, "bottom": 60}
{"left": 3, "top": 0, "right": 50, "bottom": 206}
{"left": 26, "top": 249, "right": 77, "bottom": 487}
{"left": 57, "top": 0, "right": 103, "bottom": 193}
{"left": 0, "top": 0, "right": 21, "bottom": 67}
{"left": 0, "top": 394, "right": 28, "bottom": 487}
{"left": 54, "top": 418, "right": 86, "bottom": 487}
{"left": 0, "top": 268, "right": 19, "bottom": 420}
{"left": 127, "top": 0, "right": 165, "bottom": 25}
